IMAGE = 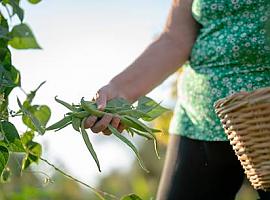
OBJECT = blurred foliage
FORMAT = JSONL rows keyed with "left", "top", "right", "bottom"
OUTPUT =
{"left": 97, "top": 140, "right": 167, "bottom": 200}
{"left": 152, "top": 111, "right": 173, "bottom": 146}
{"left": 236, "top": 180, "right": 258, "bottom": 200}
{"left": 0, "top": 154, "right": 96, "bottom": 200}
{"left": 0, "top": 143, "right": 259, "bottom": 200}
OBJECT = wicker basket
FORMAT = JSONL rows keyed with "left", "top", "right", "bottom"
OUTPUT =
{"left": 213, "top": 87, "right": 270, "bottom": 191}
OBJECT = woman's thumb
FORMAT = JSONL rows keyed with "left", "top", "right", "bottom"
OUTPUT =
{"left": 95, "top": 91, "right": 107, "bottom": 111}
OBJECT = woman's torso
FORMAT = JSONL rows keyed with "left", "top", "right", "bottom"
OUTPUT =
{"left": 169, "top": 0, "right": 270, "bottom": 141}
{"left": 191, "top": 0, "right": 270, "bottom": 67}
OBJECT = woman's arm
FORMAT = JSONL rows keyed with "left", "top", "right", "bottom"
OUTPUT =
{"left": 85, "top": 0, "right": 200, "bottom": 134}
{"left": 109, "top": 0, "right": 200, "bottom": 102}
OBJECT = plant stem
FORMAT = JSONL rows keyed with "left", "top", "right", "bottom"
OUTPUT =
{"left": 40, "top": 157, "right": 118, "bottom": 200}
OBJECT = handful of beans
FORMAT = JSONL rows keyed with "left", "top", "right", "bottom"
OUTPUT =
{"left": 46, "top": 96, "right": 169, "bottom": 172}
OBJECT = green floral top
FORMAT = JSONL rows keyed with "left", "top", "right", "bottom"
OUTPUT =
{"left": 169, "top": 0, "right": 270, "bottom": 141}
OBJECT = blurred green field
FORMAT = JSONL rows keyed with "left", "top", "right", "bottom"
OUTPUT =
{"left": 0, "top": 140, "right": 260, "bottom": 200}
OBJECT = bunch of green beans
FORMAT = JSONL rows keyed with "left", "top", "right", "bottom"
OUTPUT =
{"left": 46, "top": 96, "right": 169, "bottom": 172}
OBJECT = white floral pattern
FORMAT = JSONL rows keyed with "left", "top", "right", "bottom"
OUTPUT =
{"left": 169, "top": 0, "right": 270, "bottom": 141}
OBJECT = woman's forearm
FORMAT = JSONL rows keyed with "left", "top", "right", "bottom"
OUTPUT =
{"left": 108, "top": 0, "right": 199, "bottom": 102}
{"left": 109, "top": 33, "right": 193, "bottom": 102}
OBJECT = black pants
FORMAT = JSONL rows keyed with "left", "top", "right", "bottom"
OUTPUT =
{"left": 156, "top": 135, "right": 270, "bottom": 200}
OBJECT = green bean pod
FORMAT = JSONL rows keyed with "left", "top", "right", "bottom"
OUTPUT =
{"left": 55, "top": 96, "right": 76, "bottom": 111}
{"left": 55, "top": 121, "right": 72, "bottom": 132}
{"left": 123, "top": 115, "right": 160, "bottom": 159}
{"left": 46, "top": 116, "right": 72, "bottom": 131}
{"left": 80, "top": 98, "right": 104, "bottom": 117}
{"left": 120, "top": 116, "right": 146, "bottom": 132}
{"left": 72, "top": 111, "right": 89, "bottom": 119}
{"left": 72, "top": 117, "right": 81, "bottom": 132}
{"left": 128, "top": 128, "right": 153, "bottom": 140}
{"left": 108, "top": 125, "right": 149, "bottom": 173}
{"left": 121, "top": 115, "right": 152, "bottom": 133}
{"left": 81, "top": 118, "right": 101, "bottom": 172}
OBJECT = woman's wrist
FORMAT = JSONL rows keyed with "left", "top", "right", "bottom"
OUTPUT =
{"left": 108, "top": 80, "right": 137, "bottom": 103}
{"left": 106, "top": 81, "right": 126, "bottom": 98}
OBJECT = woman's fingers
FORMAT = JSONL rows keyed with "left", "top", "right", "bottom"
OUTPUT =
{"left": 117, "top": 124, "right": 125, "bottom": 133}
{"left": 95, "top": 89, "right": 107, "bottom": 111}
{"left": 91, "top": 114, "right": 113, "bottom": 133}
{"left": 111, "top": 115, "right": 121, "bottom": 129}
{"left": 101, "top": 116, "right": 122, "bottom": 135}
{"left": 101, "top": 122, "right": 125, "bottom": 136}
{"left": 84, "top": 116, "right": 98, "bottom": 129}
{"left": 102, "top": 128, "right": 112, "bottom": 135}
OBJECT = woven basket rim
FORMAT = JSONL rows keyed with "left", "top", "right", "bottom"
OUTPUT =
{"left": 213, "top": 87, "right": 270, "bottom": 116}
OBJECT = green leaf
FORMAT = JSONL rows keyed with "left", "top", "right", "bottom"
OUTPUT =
{"left": 9, "top": 65, "right": 21, "bottom": 86}
{"left": 9, "top": 23, "right": 41, "bottom": 49}
{"left": 0, "top": 94, "right": 4, "bottom": 106}
{"left": 108, "top": 125, "right": 149, "bottom": 173}
{"left": 80, "top": 118, "right": 101, "bottom": 172}
{"left": 117, "top": 109, "right": 151, "bottom": 119}
{"left": 0, "top": 94, "right": 8, "bottom": 121}
{"left": 22, "top": 141, "right": 42, "bottom": 170}
{"left": 4, "top": 0, "right": 24, "bottom": 21}
{"left": 0, "top": 26, "right": 9, "bottom": 40}
{"left": 28, "top": 142, "right": 41, "bottom": 160}
{"left": 121, "top": 194, "right": 143, "bottom": 200}
{"left": 27, "top": 0, "right": 41, "bottom": 4}
{"left": 2, "top": 48, "right": 12, "bottom": 68}
{"left": 106, "top": 98, "right": 132, "bottom": 110}
{"left": 17, "top": 98, "right": 46, "bottom": 135}
{"left": 0, "top": 146, "right": 9, "bottom": 179}
{"left": 136, "top": 96, "right": 169, "bottom": 121}
{"left": 21, "top": 131, "right": 41, "bottom": 170}
{"left": 0, "top": 48, "right": 8, "bottom": 67}
{"left": 22, "top": 105, "right": 51, "bottom": 133}
{"left": 21, "top": 131, "right": 34, "bottom": 146}
{"left": 0, "top": 13, "right": 9, "bottom": 43}
{"left": 25, "top": 81, "right": 46, "bottom": 104}
{"left": 0, "top": 121, "right": 24, "bottom": 152}
{"left": 0, "top": 64, "right": 21, "bottom": 95}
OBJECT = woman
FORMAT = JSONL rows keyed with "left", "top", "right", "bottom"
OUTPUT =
{"left": 84, "top": 0, "right": 270, "bottom": 199}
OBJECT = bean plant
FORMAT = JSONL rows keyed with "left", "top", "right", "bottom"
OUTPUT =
{"left": 0, "top": 0, "right": 49, "bottom": 180}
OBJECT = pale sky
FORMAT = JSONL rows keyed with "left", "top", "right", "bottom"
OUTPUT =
{"left": 9, "top": 0, "right": 175, "bottom": 187}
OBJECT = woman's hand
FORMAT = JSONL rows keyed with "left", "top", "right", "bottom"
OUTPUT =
{"left": 84, "top": 84, "right": 126, "bottom": 135}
